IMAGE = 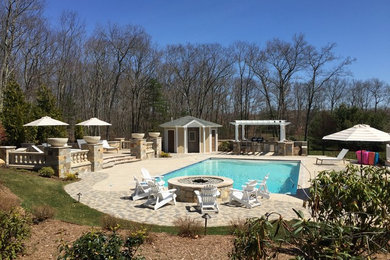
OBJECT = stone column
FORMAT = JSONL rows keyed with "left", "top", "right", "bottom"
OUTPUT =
{"left": 130, "top": 138, "right": 147, "bottom": 160}
{"left": 87, "top": 143, "right": 103, "bottom": 172}
{"left": 151, "top": 137, "right": 162, "bottom": 157}
{"left": 232, "top": 141, "right": 241, "bottom": 154}
{"left": 46, "top": 147, "right": 71, "bottom": 178}
{"left": 0, "top": 146, "right": 16, "bottom": 165}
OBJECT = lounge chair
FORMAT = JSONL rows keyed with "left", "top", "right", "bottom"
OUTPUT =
{"left": 229, "top": 180, "right": 261, "bottom": 208}
{"left": 102, "top": 140, "right": 119, "bottom": 153}
{"left": 77, "top": 139, "right": 87, "bottom": 149}
{"left": 315, "top": 149, "right": 349, "bottom": 165}
{"left": 194, "top": 185, "right": 219, "bottom": 214}
{"left": 143, "top": 181, "right": 176, "bottom": 210}
{"left": 30, "top": 145, "right": 44, "bottom": 153}
{"left": 131, "top": 177, "right": 150, "bottom": 201}
{"left": 141, "top": 168, "right": 165, "bottom": 186}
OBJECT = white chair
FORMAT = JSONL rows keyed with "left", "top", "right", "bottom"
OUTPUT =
{"left": 229, "top": 180, "right": 261, "bottom": 208}
{"left": 315, "top": 149, "right": 349, "bottom": 165}
{"left": 131, "top": 177, "right": 150, "bottom": 201}
{"left": 102, "top": 140, "right": 119, "bottom": 153}
{"left": 257, "top": 175, "right": 270, "bottom": 199}
{"left": 143, "top": 181, "right": 176, "bottom": 210}
{"left": 194, "top": 185, "right": 219, "bottom": 214}
{"left": 30, "top": 145, "right": 44, "bottom": 153}
{"left": 141, "top": 168, "right": 165, "bottom": 186}
{"left": 77, "top": 139, "right": 87, "bottom": 149}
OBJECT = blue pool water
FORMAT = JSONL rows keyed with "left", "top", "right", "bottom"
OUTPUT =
{"left": 163, "top": 158, "right": 300, "bottom": 194}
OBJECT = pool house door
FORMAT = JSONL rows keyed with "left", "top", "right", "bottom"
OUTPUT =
{"left": 168, "top": 130, "right": 175, "bottom": 153}
{"left": 188, "top": 127, "right": 200, "bottom": 153}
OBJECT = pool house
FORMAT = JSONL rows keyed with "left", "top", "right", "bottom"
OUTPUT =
{"left": 160, "top": 116, "right": 222, "bottom": 153}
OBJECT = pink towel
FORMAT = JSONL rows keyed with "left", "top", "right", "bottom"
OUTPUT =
{"left": 362, "top": 151, "right": 369, "bottom": 165}
{"left": 356, "top": 150, "right": 365, "bottom": 163}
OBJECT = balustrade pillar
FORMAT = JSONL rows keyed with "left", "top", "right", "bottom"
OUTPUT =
{"left": 87, "top": 143, "right": 103, "bottom": 172}
{"left": 0, "top": 146, "right": 16, "bottom": 166}
{"left": 46, "top": 147, "right": 71, "bottom": 178}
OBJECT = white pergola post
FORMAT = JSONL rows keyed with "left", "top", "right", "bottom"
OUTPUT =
{"left": 184, "top": 127, "right": 188, "bottom": 153}
{"left": 203, "top": 126, "right": 206, "bottom": 153}
{"left": 241, "top": 124, "right": 246, "bottom": 140}
{"left": 175, "top": 127, "right": 178, "bottom": 153}
{"left": 280, "top": 124, "right": 286, "bottom": 141}
{"left": 235, "top": 123, "right": 239, "bottom": 141}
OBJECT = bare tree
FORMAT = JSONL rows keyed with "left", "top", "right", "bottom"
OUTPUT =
{"left": 0, "top": 0, "right": 43, "bottom": 108}
{"left": 302, "top": 43, "right": 353, "bottom": 140}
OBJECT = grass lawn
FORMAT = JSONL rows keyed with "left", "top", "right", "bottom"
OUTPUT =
{"left": 0, "top": 167, "right": 231, "bottom": 235}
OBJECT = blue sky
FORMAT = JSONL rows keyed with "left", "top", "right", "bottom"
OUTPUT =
{"left": 44, "top": 0, "right": 390, "bottom": 82}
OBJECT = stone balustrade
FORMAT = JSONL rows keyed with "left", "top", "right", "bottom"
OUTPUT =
{"left": 70, "top": 150, "right": 89, "bottom": 165}
{"left": 8, "top": 152, "right": 46, "bottom": 166}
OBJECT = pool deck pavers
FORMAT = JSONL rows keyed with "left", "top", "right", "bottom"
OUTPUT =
{"left": 64, "top": 153, "right": 346, "bottom": 226}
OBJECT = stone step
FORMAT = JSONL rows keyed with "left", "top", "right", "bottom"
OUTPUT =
{"left": 102, "top": 155, "right": 139, "bottom": 169}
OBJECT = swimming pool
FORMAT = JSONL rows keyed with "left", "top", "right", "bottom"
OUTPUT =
{"left": 163, "top": 158, "right": 300, "bottom": 194}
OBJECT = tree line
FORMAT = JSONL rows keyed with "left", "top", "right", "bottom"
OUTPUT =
{"left": 1, "top": 0, "right": 389, "bottom": 144}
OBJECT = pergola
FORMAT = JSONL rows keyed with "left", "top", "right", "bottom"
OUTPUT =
{"left": 230, "top": 120, "right": 291, "bottom": 142}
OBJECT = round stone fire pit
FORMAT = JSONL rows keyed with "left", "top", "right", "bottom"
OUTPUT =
{"left": 168, "top": 175, "right": 233, "bottom": 203}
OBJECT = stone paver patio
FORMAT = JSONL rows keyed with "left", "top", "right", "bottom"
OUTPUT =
{"left": 65, "top": 153, "right": 346, "bottom": 226}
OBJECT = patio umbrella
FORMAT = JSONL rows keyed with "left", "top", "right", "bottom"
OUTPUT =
{"left": 76, "top": 117, "right": 111, "bottom": 136}
{"left": 322, "top": 124, "right": 390, "bottom": 166}
{"left": 75, "top": 117, "right": 111, "bottom": 126}
{"left": 24, "top": 116, "right": 69, "bottom": 126}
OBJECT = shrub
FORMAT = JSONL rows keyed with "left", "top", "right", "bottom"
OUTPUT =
{"left": 160, "top": 151, "right": 171, "bottom": 158}
{"left": 101, "top": 215, "right": 121, "bottom": 231}
{"left": 173, "top": 216, "right": 202, "bottom": 238}
{"left": 38, "top": 166, "right": 54, "bottom": 178}
{"left": 304, "top": 165, "right": 390, "bottom": 256}
{"left": 228, "top": 218, "right": 247, "bottom": 235}
{"left": 58, "top": 229, "right": 146, "bottom": 260}
{"left": 0, "top": 209, "right": 31, "bottom": 259}
{"left": 31, "top": 205, "right": 55, "bottom": 223}
{"left": 64, "top": 172, "right": 78, "bottom": 181}
{"left": 230, "top": 213, "right": 288, "bottom": 259}
{"left": 218, "top": 141, "right": 232, "bottom": 152}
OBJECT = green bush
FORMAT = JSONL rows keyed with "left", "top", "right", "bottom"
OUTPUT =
{"left": 32, "top": 205, "right": 55, "bottom": 223}
{"left": 160, "top": 151, "right": 171, "bottom": 158}
{"left": 173, "top": 216, "right": 202, "bottom": 238}
{"left": 101, "top": 215, "right": 121, "bottom": 231}
{"left": 58, "top": 229, "right": 146, "bottom": 260}
{"left": 0, "top": 209, "right": 31, "bottom": 259}
{"left": 38, "top": 167, "right": 54, "bottom": 178}
{"left": 230, "top": 213, "right": 288, "bottom": 259}
{"left": 218, "top": 141, "right": 232, "bottom": 152}
{"left": 64, "top": 172, "right": 78, "bottom": 181}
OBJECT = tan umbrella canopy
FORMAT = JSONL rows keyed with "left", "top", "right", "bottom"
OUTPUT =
{"left": 323, "top": 124, "right": 390, "bottom": 142}
{"left": 76, "top": 117, "right": 111, "bottom": 126}
{"left": 24, "top": 116, "right": 69, "bottom": 126}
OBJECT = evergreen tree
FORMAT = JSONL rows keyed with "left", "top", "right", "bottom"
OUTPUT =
{"left": 34, "top": 85, "right": 67, "bottom": 143}
{"left": 0, "top": 77, "right": 35, "bottom": 146}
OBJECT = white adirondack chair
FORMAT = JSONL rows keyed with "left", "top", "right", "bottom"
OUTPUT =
{"left": 194, "top": 185, "right": 219, "bottom": 214}
{"left": 131, "top": 177, "right": 150, "bottom": 201}
{"left": 141, "top": 168, "right": 165, "bottom": 186}
{"left": 229, "top": 180, "right": 261, "bottom": 208}
{"left": 143, "top": 181, "right": 176, "bottom": 210}
{"left": 257, "top": 174, "right": 270, "bottom": 199}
